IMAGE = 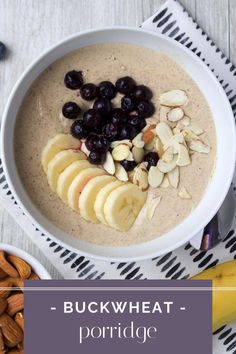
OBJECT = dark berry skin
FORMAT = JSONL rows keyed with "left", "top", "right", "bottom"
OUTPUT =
{"left": 139, "top": 118, "right": 147, "bottom": 130}
{"left": 132, "top": 85, "right": 153, "bottom": 101}
{"left": 83, "top": 109, "right": 102, "bottom": 128}
{"left": 144, "top": 152, "right": 159, "bottom": 170}
{"left": 110, "top": 108, "right": 128, "bottom": 125}
{"left": 103, "top": 123, "right": 118, "bottom": 141}
{"left": 137, "top": 100, "right": 155, "bottom": 118}
{"left": 129, "top": 116, "right": 142, "bottom": 128}
{"left": 115, "top": 76, "right": 136, "bottom": 94}
{"left": 96, "top": 136, "right": 110, "bottom": 151}
{"left": 85, "top": 134, "right": 99, "bottom": 151}
{"left": 119, "top": 125, "right": 137, "bottom": 140}
{"left": 88, "top": 149, "right": 106, "bottom": 165}
{"left": 62, "top": 102, "right": 81, "bottom": 119}
{"left": 120, "top": 160, "right": 137, "bottom": 172}
{"left": 93, "top": 98, "right": 112, "bottom": 117}
{"left": 121, "top": 95, "right": 136, "bottom": 112}
{"left": 64, "top": 70, "right": 83, "bottom": 90}
{"left": 0, "top": 42, "right": 7, "bottom": 60}
{"left": 98, "top": 81, "right": 117, "bottom": 99}
{"left": 71, "top": 121, "right": 89, "bottom": 139}
{"left": 80, "top": 83, "right": 98, "bottom": 100}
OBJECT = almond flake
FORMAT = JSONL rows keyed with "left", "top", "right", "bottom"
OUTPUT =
{"left": 160, "top": 175, "right": 170, "bottom": 188}
{"left": 157, "top": 158, "right": 177, "bottom": 173}
{"left": 111, "top": 140, "right": 132, "bottom": 149}
{"left": 178, "top": 187, "right": 191, "bottom": 199}
{"left": 132, "top": 146, "right": 144, "bottom": 163}
{"left": 147, "top": 196, "right": 162, "bottom": 220}
{"left": 112, "top": 144, "right": 130, "bottom": 161}
{"left": 145, "top": 137, "right": 156, "bottom": 151}
{"left": 186, "top": 124, "right": 204, "bottom": 135}
{"left": 163, "top": 133, "right": 185, "bottom": 153}
{"left": 132, "top": 133, "right": 145, "bottom": 148}
{"left": 115, "top": 163, "right": 128, "bottom": 181}
{"left": 173, "top": 127, "right": 181, "bottom": 135}
{"left": 188, "top": 140, "right": 210, "bottom": 154}
{"left": 162, "top": 146, "right": 174, "bottom": 162}
{"left": 176, "top": 144, "right": 191, "bottom": 166}
{"left": 154, "top": 137, "right": 164, "bottom": 156}
{"left": 167, "top": 166, "right": 179, "bottom": 189}
{"left": 103, "top": 151, "right": 115, "bottom": 175}
{"left": 167, "top": 107, "right": 184, "bottom": 122}
{"left": 160, "top": 89, "right": 188, "bottom": 107}
{"left": 127, "top": 151, "right": 134, "bottom": 161}
{"left": 160, "top": 106, "right": 171, "bottom": 122}
{"left": 156, "top": 122, "right": 173, "bottom": 145}
{"left": 148, "top": 166, "right": 164, "bottom": 188}
{"left": 133, "top": 165, "right": 149, "bottom": 191}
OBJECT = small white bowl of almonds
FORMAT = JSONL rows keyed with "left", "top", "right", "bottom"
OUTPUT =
{"left": 0, "top": 243, "right": 51, "bottom": 353}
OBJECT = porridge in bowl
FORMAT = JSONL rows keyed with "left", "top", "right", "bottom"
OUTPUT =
{"left": 14, "top": 43, "right": 216, "bottom": 246}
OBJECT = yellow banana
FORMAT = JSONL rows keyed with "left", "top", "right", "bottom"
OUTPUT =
{"left": 192, "top": 260, "right": 236, "bottom": 332}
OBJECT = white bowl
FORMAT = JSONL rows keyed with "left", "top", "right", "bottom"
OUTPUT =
{"left": 0, "top": 243, "right": 51, "bottom": 279}
{"left": 1, "top": 27, "right": 235, "bottom": 262}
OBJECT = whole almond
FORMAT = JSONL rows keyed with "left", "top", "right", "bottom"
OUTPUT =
{"left": 0, "top": 298, "right": 7, "bottom": 316}
{"left": 0, "top": 252, "right": 18, "bottom": 278}
{"left": 15, "top": 313, "right": 24, "bottom": 331}
{"left": 10, "top": 277, "right": 24, "bottom": 291}
{"left": 7, "top": 294, "right": 24, "bottom": 317}
{"left": 7, "top": 349, "right": 23, "bottom": 354}
{"left": 8, "top": 255, "right": 31, "bottom": 279}
{"left": 0, "top": 328, "right": 4, "bottom": 354}
{"left": 28, "top": 272, "right": 39, "bottom": 281}
{"left": 0, "top": 313, "right": 23, "bottom": 347}
{"left": 0, "top": 269, "right": 7, "bottom": 279}
{"left": 0, "top": 279, "right": 12, "bottom": 298}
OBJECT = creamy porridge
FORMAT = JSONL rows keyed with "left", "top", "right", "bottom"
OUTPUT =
{"left": 14, "top": 43, "right": 216, "bottom": 246}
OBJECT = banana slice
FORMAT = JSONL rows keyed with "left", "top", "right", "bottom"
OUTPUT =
{"left": 57, "top": 160, "right": 92, "bottom": 203}
{"left": 68, "top": 168, "right": 106, "bottom": 211}
{"left": 41, "top": 134, "right": 81, "bottom": 173}
{"left": 94, "top": 180, "right": 123, "bottom": 224}
{"left": 47, "top": 149, "right": 86, "bottom": 192}
{"left": 104, "top": 184, "right": 147, "bottom": 231}
{"left": 79, "top": 175, "right": 116, "bottom": 223}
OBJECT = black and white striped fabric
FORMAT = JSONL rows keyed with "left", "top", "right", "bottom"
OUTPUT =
{"left": 0, "top": 1, "right": 236, "bottom": 352}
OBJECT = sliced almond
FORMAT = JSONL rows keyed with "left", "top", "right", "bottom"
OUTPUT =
{"left": 115, "top": 163, "right": 128, "bottom": 181}
{"left": 163, "top": 133, "right": 185, "bottom": 153}
{"left": 188, "top": 140, "right": 210, "bottom": 154}
{"left": 173, "top": 127, "right": 181, "bottom": 135}
{"left": 186, "top": 124, "right": 204, "bottom": 135}
{"left": 167, "top": 166, "right": 179, "bottom": 189}
{"left": 178, "top": 186, "right": 191, "bottom": 199}
{"left": 110, "top": 140, "right": 132, "bottom": 149}
{"left": 147, "top": 196, "right": 162, "bottom": 220}
{"left": 148, "top": 166, "right": 164, "bottom": 188}
{"left": 160, "top": 175, "right": 170, "bottom": 188}
{"left": 167, "top": 107, "right": 184, "bottom": 122}
{"left": 132, "top": 133, "right": 144, "bottom": 148}
{"left": 132, "top": 146, "right": 144, "bottom": 163}
{"left": 162, "top": 146, "right": 174, "bottom": 162}
{"left": 157, "top": 158, "right": 177, "bottom": 173}
{"left": 176, "top": 144, "right": 191, "bottom": 166}
{"left": 145, "top": 137, "right": 156, "bottom": 151}
{"left": 112, "top": 144, "right": 130, "bottom": 161}
{"left": 160, "top": 106, "right": 171, "bottom": 122}
{"left": 156, "top": 122, "right": 173, "bottom": 145}
{"left": 160, "top": 89, "right": 188, "bottom": 107}
{"left": 126, "top": 151, "right": 134, "bottom": 161}
{"left": 154, "top": 137, "right": 164, "bottom": 156}
{"left": 103, "top": 151, "right": 115, "bottom": 175}
{"left": 176, "top": 116, "right": 191, "bottom": 129}
{"left": 133, "top": 165, "right": 149, "bottom": 191}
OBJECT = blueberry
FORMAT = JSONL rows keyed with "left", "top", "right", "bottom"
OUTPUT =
{"left": 110, "top": 108, "right": 128, "bottom": 124}
{"left": 121, "top": 95, "right": 136, "bottom": 112}
{"left": 83, "top": 109, "right": 102, "bottom": 128}
{"left": 88, "top": 149, "right": 106, "bottom": 165}
{"left": 62, "top": 102, "right": 81, "bottom": 119}
{"left": 137, "top": 100, "right": 155, "bottom": 118}
{"left": 115, "top": 76, "right": 136, "bottom": 94}
{"left": 139, "top": 117, "right": 147, "bottom": 130}
{"left": 0, "top": 42, "right": 7, "bottom": 60}
{"left": 144, "top": 152, "right": 159, "bottom": 170}
{"left": 80, "top": 83, "right": 98, "bottom": 100}
{"left": 96, "top": 135, "right": 110, "bottom": 151}
{"left": 98, "top": 81, "right": 117, "bottom": 99}
{"left": 71, "top": 121, "right": 89, "bottom": 139}
{"left": 132, "top": 85, "right": 153, "bottom": 101}
{"left": 93, "top": 97, "right": 112, "bottom": 117}
{"left": 85, "top": 134, "right": 99, "bottom": 151}
{"left": 103, "top": 123, "right": 118, "bottom": 141}
{"left": 119, "top": 125, "right": 137, "bottom": 140}
{"left": 129, "top": 115, "right": 142, "bottom": 128}
{"left": 120, "top": 160, "right": 137, "bottom": 172}
{"left": 64, "top": 70, "right": 83, "bottom": 90}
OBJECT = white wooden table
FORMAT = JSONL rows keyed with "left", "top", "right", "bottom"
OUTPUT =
{"left": 0, "top": 0, "right": 235, "bottom": 278}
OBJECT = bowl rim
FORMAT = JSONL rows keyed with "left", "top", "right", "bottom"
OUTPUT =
{"left": 1, "top": 26, "right": 236, "bottom": 262}
{"left": 0, "top": 243, "right": 51, "bottom": 279}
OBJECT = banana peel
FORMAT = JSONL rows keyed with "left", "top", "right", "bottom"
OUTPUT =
{"left": 192, "top": 260, "right": 236, "bottom": 332}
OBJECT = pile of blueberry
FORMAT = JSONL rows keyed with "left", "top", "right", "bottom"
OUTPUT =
{"left": 62, "top": 70, "right": 155, "bottom": 166}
